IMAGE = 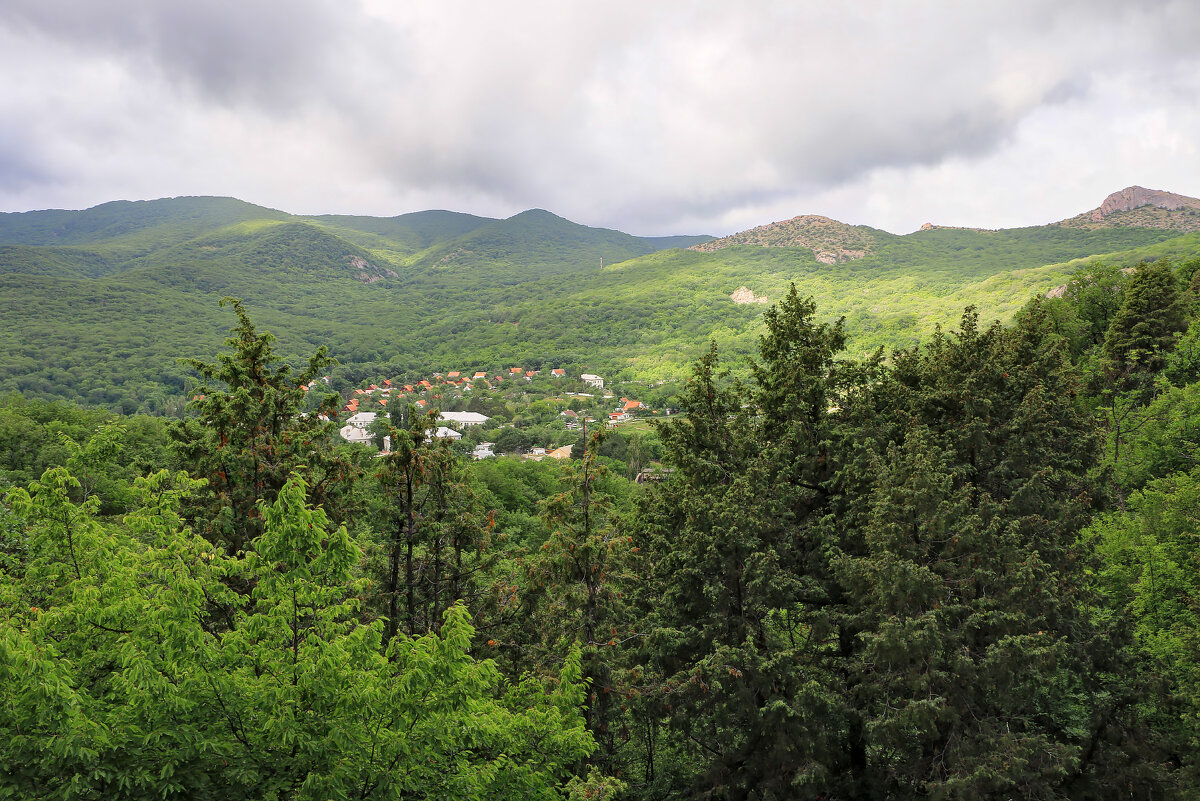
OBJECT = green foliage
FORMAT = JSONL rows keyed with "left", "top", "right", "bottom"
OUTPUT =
{"left": 370, "top": 404, "right": 492, "bottom": 641}
{"left": 1089, "top": 469, "right": 1200, "bottom": 783}
{"left": 1104, "top": 259, "right": 1187, "bottom": 382}
{"left": 0, "top": 468, "right": 595, "bottom": 800}
{"left": 636, "top": 288, "right": 1166, "bottom": 798}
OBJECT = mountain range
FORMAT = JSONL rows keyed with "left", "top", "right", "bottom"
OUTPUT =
{"left": 2, "top": 186, "right": 1199, "bottom": 412}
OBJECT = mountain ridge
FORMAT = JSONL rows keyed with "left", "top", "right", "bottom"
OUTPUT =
{"left": 4, "top": 187, "right": 1200, "bottom": 411}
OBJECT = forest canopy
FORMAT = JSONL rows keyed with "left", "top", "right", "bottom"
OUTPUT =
{"left": 5, "top": 259, "right": 1200, "bottom": 799}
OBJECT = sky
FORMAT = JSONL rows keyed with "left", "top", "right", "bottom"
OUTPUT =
{"left": 1, "top": 1, "right": 1198, "bottom": 236}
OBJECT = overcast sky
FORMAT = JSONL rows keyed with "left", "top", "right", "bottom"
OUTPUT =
{"left": 1, "top": 1, "right": 1198, "bottom": 236}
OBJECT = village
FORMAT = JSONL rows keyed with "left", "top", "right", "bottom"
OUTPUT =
{"left": 301, "top": 366, "right": 676, "bottom": 462}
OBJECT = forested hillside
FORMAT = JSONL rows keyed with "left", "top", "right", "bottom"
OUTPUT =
{"left": 5, "top": 252, "right": 1200, "bottom": 798}
{"left": 4, "top": 191, "right": 1200, "bottom": 413}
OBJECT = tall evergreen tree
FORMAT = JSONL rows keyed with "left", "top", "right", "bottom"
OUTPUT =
{"left": 638, "top": 291, "right": 1168, "bottom": 799}
{"left": 170, "top": 298, "right": 354, "bottom": 553}
{"left": 1104, "top": 259, "right": 1187, "bottom": 385}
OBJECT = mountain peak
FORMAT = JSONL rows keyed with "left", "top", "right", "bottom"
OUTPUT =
{"left": 690, "top": 214, "right": 886, "bottom": 263}
{"left": 1057, "top": 186, "right": 1200, "bottom": 232}
{"left": 1091, "top": 186, "right": 1200, "bottom": 221}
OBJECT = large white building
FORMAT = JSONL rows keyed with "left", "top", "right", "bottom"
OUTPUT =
{"left": 438, "top": 411, "right": 491, "bottom": 426}
{"left": 581, "top": 374, "right": 604, "bottom": 389}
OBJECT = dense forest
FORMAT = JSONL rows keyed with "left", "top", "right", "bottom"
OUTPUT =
{"left": 5, "top": 255, "right": 1200, "bottom": 799}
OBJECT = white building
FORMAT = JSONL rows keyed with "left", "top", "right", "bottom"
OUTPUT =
{"left": 345, "top": 412, "right": 378, "bottom": 429}
{"left": 439, "top": 411, "right": 491, "bottom": 426}
{"left": 473, "top": 442, "right": 495, "bottom": 460}
{"left": 339, "top": 424, "right": 373, "bottom": 445}
{"left": 434, "top": 426, "right": 463, "bottom": 440}
{"left": 581, "top": 374, "right": 604, "bottom": 389}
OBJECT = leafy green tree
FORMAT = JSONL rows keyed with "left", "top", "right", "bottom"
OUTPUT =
{"left": 1090, "top": 468, "right": 1200, "bottom": 784}
{"left": 170, "top": 298, "right": 353, "bottom": 553}
{"left": 1061, "top": 262, "right": 1127, "bottom": 349}
{"left": 639, "top": 299, "right": 851, "bottom": 797}
{"left": 1, "top": 467, "right": 597, "bottom": 799}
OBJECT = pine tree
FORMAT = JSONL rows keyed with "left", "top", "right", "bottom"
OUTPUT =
{"left": 170, "top": 298, "right": 354, "bottom": 553}
{"left": 1104, "top": 259, "right": 1187, "bottom": 385}
{"left": 638, "top": 293, "right": 1169, "bottom": 799}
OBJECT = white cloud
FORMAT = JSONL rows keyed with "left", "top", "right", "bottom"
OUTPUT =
{"left": 1, "top": 0, "right": 1199, "bottom": 234}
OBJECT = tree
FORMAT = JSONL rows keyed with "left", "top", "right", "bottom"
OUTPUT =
{"left": 373, "top": 403, "right": 492, "bottom": 641}
{"left": 638, "top": 291, "right": 1169, "bottom": 798}
{"left": 1104, "top": 260, "right": 1187, "bottom": 387}
{"left": 170, "top": 298, "right": 354, "bottom": 553}
{"left": 640, "top": 289, "right": 856, "bottom": 797}
{"left": 525, "top": 429, "right": 639, "bottom": 776}
{"left": 1090, "top": 468, "right": 1200, "bottom": 785}
{"left": 0, "top": 467, "right": 598, "bottom": 799}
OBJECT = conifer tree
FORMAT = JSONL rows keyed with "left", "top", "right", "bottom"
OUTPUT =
{"left": 170, "top": 298, "right": 353, "bottom": 553}
{"left": 639, "top": 292, "right": 1168, "bottom": 799}
{"left": 1104, "top": 259, "right": 1187, "bottom": 385}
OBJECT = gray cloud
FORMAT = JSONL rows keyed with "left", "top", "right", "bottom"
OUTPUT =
{"left": 0, "top": 0, "right": 363, "bottom": 110}
{"left": 1, "top": 1, "right": 1199, "bottom": 234}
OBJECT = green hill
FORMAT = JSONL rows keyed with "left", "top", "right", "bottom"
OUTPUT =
{"left": 3, "top": 192, "right": 1200, "bottom": 411}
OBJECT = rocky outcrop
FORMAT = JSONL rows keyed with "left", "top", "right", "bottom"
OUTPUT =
{"left": 1058, "top": 186, "right": 1200, "bottom": 232}
{"left": 730, "top": 286, "right": 770, "bottom": 304}
{"left": 349, "top": 254, "right": 398, "bottom": 283}
{"left": 1091, "top": 186, "right": 1200, "bottom": 220}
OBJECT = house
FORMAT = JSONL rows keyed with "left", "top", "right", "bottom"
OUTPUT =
{"left": 581, "top": 374, "right": 604, "bottom": 389}
{"left": 551, "top": 368, "right": 565, "bottom": 377}
{"left": 473, "top": 372, "right": 487, "bottom": 380}
{"left": 473, "top": 442, "right": 495, "bottom": 460}
{"left": 434, "top": 426, "right": 463, "bottom": 441}
{"left": 547, "top": 445, "right": 574, "bottom": 460}
{"left": 509, "top": 367, "right": 524, "bottom": 375}
{"left": 339, "top": 424, "right": 373, "bottom": 445}
{"left": 439, "top": 411, "right": 491, "bottom": 426}
{"left": 447, "top": 371, "right": 461, "bottom": 379}
{"left": 346, "top": 412, "right": 377, "bottom": 428}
